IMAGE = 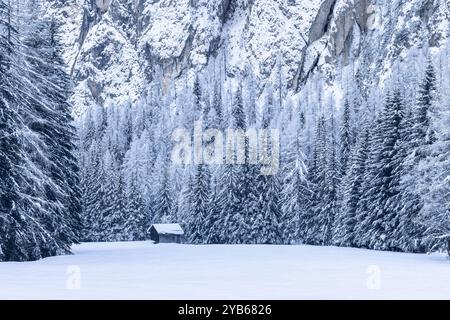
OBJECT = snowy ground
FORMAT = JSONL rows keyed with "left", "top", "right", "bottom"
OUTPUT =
{"left": 0, "top": 241, "right": 449, "bottom": 299}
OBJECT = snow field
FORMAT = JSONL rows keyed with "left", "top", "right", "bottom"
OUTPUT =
{"left": 0, "top": 241, "right": 449, "bottom": 299}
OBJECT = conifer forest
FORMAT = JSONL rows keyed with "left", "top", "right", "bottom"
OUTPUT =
{"left": 0, "top": 0, "right": 449, "bottom": 265}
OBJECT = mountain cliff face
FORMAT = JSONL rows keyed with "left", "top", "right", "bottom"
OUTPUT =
{"left": 45, "top": 0, "right": 450, "bottom": 115}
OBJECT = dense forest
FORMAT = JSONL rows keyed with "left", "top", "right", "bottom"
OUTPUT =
{"left": 0, "top": 0, "right": 449, "bottom": 261}
{"left": 77, "top": 48, "right": 450, "bottom": 253}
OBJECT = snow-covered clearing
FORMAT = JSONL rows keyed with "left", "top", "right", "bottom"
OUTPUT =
{"left": 0, "top": 241, "right": 449, "bottom": 299}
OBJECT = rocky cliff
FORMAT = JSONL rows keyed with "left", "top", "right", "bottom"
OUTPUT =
{"left": 45, "top": 0, "right": 450, "bottom": 115}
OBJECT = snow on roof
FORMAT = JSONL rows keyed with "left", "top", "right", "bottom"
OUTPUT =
{"left": 149, "top": 224, "right": 184, "bottom": 235}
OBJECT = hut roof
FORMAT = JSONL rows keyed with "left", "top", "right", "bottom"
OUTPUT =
{"left": 149, "top": 224, "right": 184, "bottom": 235}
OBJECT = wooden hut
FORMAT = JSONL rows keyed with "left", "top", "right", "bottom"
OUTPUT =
{"left": 148, "top": 224, "right": 184, "bottom": 244}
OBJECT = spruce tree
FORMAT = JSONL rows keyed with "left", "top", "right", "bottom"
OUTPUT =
{"left": 123, "top": 178, "right": 146, "bottom": 241}
{"left": 305, "top": 116, "right": 327, "bottom": 245}
{"left": 356, "top": 90, "right": 405, "bottom": 250}
{"left": 100, "top": 150, "right": 124, "bottom": 241}
{"left": 0, "top": 45, "right": 28, "bottom": 260}
{"left": 0, "top": 1, "right": 81, "bottom": 260}
{"left": 186, "top": 164, "right": 211, "bottom": 244}
{"left": 412, "top": 59, "right": 437, "bottom": 146}
{"left": 122, "top": 139, "right": 147, "bottom": 240}
{"left": 153, "top": 162, "right": 173, "bottom": 223}
{"left": 321, "top": 112, "right": 340, "bottom": 245}
{"left": 340, "top": 100, "right": 352, "bottom": 176}
{"left": 281, "top": 117, "right": 310, "bottom": 244}
{"left": 334, "top": 128, "right": 370, "bottom": 247}
{"left": 215, "top": 163, "right": 241, "bottom": 243}
{"left": 251, "top": 92, "right": 282, "bottom": 244}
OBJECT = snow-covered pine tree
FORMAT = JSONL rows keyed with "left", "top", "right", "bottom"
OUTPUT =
{"left": 153, "top": 161, "right": 173, "bottom": 224}
{"left": 305, "top": 116, "right": 327, "bottom": 245}
{"left": 0, "top": 0, "right": 81, "bottom": 260}
{"left": 203, "top": 84, "right": 225, "bottom": 243}
{"left": 193, "top": 74, "right": 203, "bottom": 115}
{"left": 123, "top": 178, "right": 146, "bottom": 241}
{"left": 340, "top": 99, "right": 352, "bottom": 176}
{"left": 392, "top": 59, "right": 438, "bottom": 249}
{"left": 82, "top": 142, "right": 105, "bottom": 241}
{"left": 274, "top": 52, "right": 286, "bottom": 110}
{"left": 416, "top": 138, "right": 450, "bottom": 252}
{"left": 47, "top": 20, "right": 83, "bottom": 243}
{"left": 211, "top": 82, "right": 224, "bottom": 129}
{"left": 122, "top": 141, "right": 147, "bottom": 241}
{"left": 414, "top": 56, "right": 450, "bottom": 253}
{"left": 211, "top": 84, "right": 251, "bottom": 244}
{"left": 389, "top": 91, "right": 425, "bottom": 252}
{"left": 204, "top": 172, "right": 222, "bottom": 244}
{"left": 251, "top": 89, "right": 282, "bottom": 244}
{"left": 151, "top": 106, "right": 174, "bottom": 224}
{"left": 321, "top": 108, "right": 340, "bottom": 245}
{"left": 353, "top": 118, "right": 380, "bottom": 249}
{"left": 0, "top": 1, "right": 28, "bottom": 259}
{"left": 100, "top": 150, "right": 125, "bottom": 241}
{"left": 231, "top": 83, "right": 254, "bottom": 243}
{"left": 118, "top": 104, "right": 133, "bottom": 158}
{"left": 214, "top": 162, "right": 240, "bottom": 243}
{"left": 356, "top": 90, "right": 405, "bottom": 251}
{"left": 186, "top": 164, "right": 211, "bottom": 244}
{"left": 245, "top": 66, "right": 258, "bottom": 127}
{"left": 0, "top": 95, "right": 26, "bottom": 261}
{"left": 79, "top": 107, "right": 96, "bottom": 152}
{"left": 281, "top": 110, "right": 310, "bottom": 244}
{"left": 242, "top": 142, "right": 261, "bottom": 244}
{"left": 231, "top": 82, "right": 246, "bottom": 130}
{"left": 22, "top": 10, "right": 83, "bottom": 247}
{"left": 412, "top": 59, "right": 437, "bottom": 146}
{"left": 333, "top": 128, "right": 370, "bottom": 247}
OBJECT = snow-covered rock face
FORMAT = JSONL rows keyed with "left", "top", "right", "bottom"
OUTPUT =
{"left": 46, "top": 0, "right": 449, "bottom": 115}
{"left": 309, "top": 0, "right": 450, "bottom": 88}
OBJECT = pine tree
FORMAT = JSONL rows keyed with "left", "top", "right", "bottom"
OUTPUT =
{"left": 213, "top": 85, "right": 249, "bottom": 243}
{"left": 231, "top": 83, "right": 254, "bottom": 243}
{"left": 100, "top": 150, "right": 124, "bottom": 241}
{"left": 211, "top": 83, "right": 224, "bottom": 129}
{"left": 153, "top": 162, "right": 173, "bottom": 223}
{"left": 193, "top": 74, "right": 202, "bottom": 115}
{"left": 186, "top": 164, "right": 211, "bottom": 244}
{"left": 412, "top": 59, "right": 437, "bottom": 146}
{"left": 123, "top": 178, "right": 146, "bottom": 241}
{"left": 251, "top": 92, "right": 282, "bottom": 244}
{"left": 0, "top": 0, "right": 25, "bottom": 261}
{"left": 281, "top": 117, "right": 310, "bottom": 244}
{"left": 414, "top": 58, "right": 450, "bottom": 253}
{"left": 82, "top": 142, "right": 105, "bottom": 241}
{"left": 340, "top": 100, "right": 352, "bottom": 176}
{"left": 355, "top": 90, "right": 405, "bottom": 250}
{"left": 0, "top": 31, "right": 28, "bottom": 260}
{"left": 305, "top": 116, "right": 327, "bottom": 245}
{"left": 215, "top": 163, "right": 241, "bottom": 243}
{"left": 204, "top": 173, "right": 222, "bottom": 243}
{"left": 334, "top": 128, "right": 370, "bottom": 247}
{"left": 274, "top": 52, "right": 285, "bottom": 110}
{"left": 388, "top": 100, "right": 425, "bottom": 252}
{"left": 321, "top": 111, "right": 340, "bottom": 245}
{"left": 252, "top": 174, "right": 282, "bottom": 244}
{"left": 245, "top": 67, "right": 258, "bottom": 126}
{"left": 25, "top": 14, "right": 83, "bottom": 246}
{"left": 122, "top": 139, "right": 147, "bottom": 241}
{"left": 0, "top": 0, "right": 81, "bottom": 260}
{"left": 385, "top": 59, "right": 440, "bottom": 252}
